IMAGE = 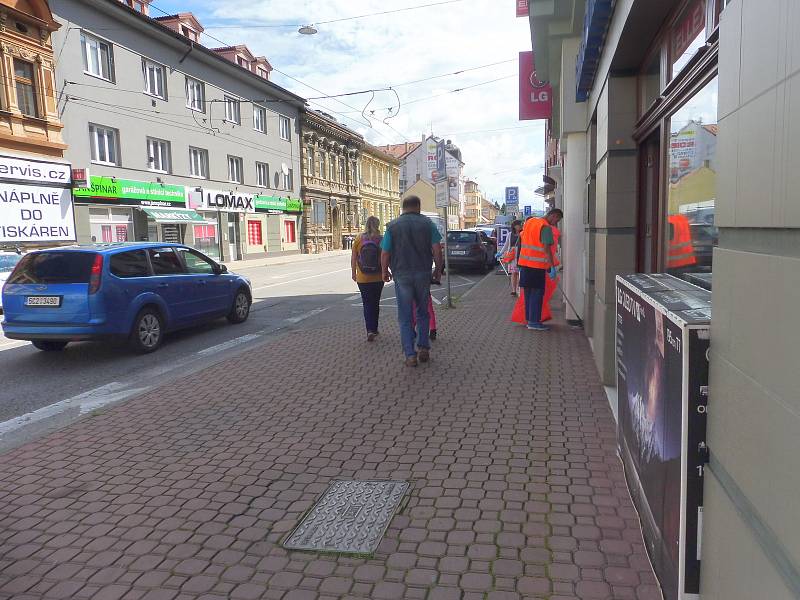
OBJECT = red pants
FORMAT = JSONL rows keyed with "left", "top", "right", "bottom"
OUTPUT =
{"left": 511, "top": 276, "right": 558, "bottom": 324}
{"left": 412, "top": 294, "right": 437, "bottom": 330}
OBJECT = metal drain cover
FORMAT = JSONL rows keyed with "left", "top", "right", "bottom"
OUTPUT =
{"left": 282, "top": 479, "right": 409, "bottom": 554}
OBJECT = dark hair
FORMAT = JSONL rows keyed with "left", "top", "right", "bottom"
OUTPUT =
{"left": 511, "top": 220, "right": 522, "bottom": 229}
{"left": 402, "top": 195, "right": 421, "bottom": 210}
{"left": 547, "top": 208, "right": 564, "bottom": 219}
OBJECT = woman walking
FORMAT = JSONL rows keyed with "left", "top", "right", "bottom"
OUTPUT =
{"left": 351, "top": 216, "right": 385, "bottom": 341}
{"left": 498, "top": 220, "right": 523, "bottom": 296}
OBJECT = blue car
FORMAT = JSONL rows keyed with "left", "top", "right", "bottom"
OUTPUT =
{"left": 1, "top": 243, "right": 252, "bottom": 353}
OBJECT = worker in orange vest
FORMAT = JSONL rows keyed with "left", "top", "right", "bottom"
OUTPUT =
{"left": 667, "top": 214, "right": 697, "bottom": 269}
{"left": 517, "top": 208, "right": 563, "bottom": 331}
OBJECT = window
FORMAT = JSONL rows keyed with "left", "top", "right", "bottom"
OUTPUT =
{"left": 13, "top": 60, "right": 37, "bottom": 118}
{"left": 185, "top": 77, "right": 204, "bottom": 112}
{"left": 142, "top": 59, "right": 166, "bottom": 99}
{"left": 247, "top": 220, "right": 263, "bottom": 246}
{"left": 312, "top": 200, "right": 326, "bottom": 225}
{"left": 148, "top": 248, "right": 184, "bottom": 275}
{"left": 176, "top": 247, "right": 215, "bottom": 274}
{"left": 189, "top": 147, "right": 208, "bottom": 178}
{"left": 279, "top": 115, "right": 290, "bottom": 140}
{"left": 125, "top": 0, "right": 148, "bottom": 14}
{"left": 329, "top": 157, "right": 335, "bottom": 181}
{"left": 147, "top": 137, "right": 171, "bottom": 173}
{"left": 665, "top": 76, "right": 718, "bottom": 289}
{"left": 89, "top": 124, "right": 119, "bottom": 165}
{"left": 224, "top": 96, "right": 241, "bottom": 124}
{"left": 228, "top": 155, "right": 243, "bottom": 183}
{"left": 181, "top": 25, "right": 199, "bottom": 42}
{"left": 237, "top": 56, "right": 249, "bottom": 68}
{"left": 253, "top": 105, "right": 266, "bottom": 133}
{"left": 283, "top": 168, "right": 293, "bottom": 190}
{"left": 307, "top": 148, "right": 315, "bottom": 177}
{"left": 318, "top": 152, "right": 326, "bottom": 179}
{"left": 257, "top": 67, "right": 269, "bottom": 79}
{"left": 671, "top": 0, "right": 707, "bottom": 79}
{"left": 256, "top": 162, "right": 270, "bottom": 187}
{"left": 339, "top": 160, "right": 345, "bottom": 183}
{"left": 110, "top": 250, "right": 150, "bottom": 278}
{"left": 284, "top": 220, "right": 296, "bottom": 243}
{"left": 80, "top": 32, "right": 114, "bottom": 81}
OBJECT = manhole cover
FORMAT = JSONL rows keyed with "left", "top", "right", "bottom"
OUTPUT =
{"left": 282, "top": 479, "right": 409, "bottom": 554}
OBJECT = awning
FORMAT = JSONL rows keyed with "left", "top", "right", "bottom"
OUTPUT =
{"left": 142, "top": 207, "right": 207, "bottom": 224}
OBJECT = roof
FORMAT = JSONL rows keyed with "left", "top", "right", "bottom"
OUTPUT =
{"left": 377, "top": 142, "right": 422, "bottom": 160}
{"left": 702, "top": 124, "right": 719, "bottom": 136}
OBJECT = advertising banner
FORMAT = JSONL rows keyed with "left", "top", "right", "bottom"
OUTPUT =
{"left": 426, "top": 138, "right": 440, "bottom": 181}
{"left": 445, "top": 154, "right": 460, "bottom": 200}
{"left": 616, "top": 274, "right": 710, "bottom": 600}
{"left": 0, "top": 154, "right": 71, "bottom": 185}
{"left": 516, "top": 0, "right": 529, "bottom": 18}
{"left": 73, "top": 176, "right": 185, "bottom": 206}
{"left": 254, "top": 195, "right": 303, "bottom": 213}
{"left": 0, "top": 184, "right": 75, "bottom": 243}
{"left": 193, "top": 188, "right": 255, "bottom": 213}
{"left": 519, "top": 51, "right": 552, "bottom": 121}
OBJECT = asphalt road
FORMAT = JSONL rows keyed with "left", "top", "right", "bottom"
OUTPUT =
{"left": 0, "top": 253, "right": 489, "bottom": 451}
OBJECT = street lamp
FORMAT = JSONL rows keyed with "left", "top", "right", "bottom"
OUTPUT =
{"left": 298, "top": 24, "right": 318, "bottom": 35}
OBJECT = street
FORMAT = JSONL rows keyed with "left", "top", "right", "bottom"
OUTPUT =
{"left": 0, "top": 253, "right": 486, "bottom": 452}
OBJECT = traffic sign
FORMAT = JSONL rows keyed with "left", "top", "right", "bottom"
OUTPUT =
{"left": 505, "top": 186, "right": 519, "bottom": 208}
{"left": 524, "top": 205, "right": 531, "bottom": 217}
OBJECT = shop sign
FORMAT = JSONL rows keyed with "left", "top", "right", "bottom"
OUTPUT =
{"left": 0, "top": 183, "right": 75, "bottom": 243}
{"left": 73, "top": 176, "right": 185, "bottom": 206}
{"left": 0, "top": 154, "right": 71, "bottom": 186}
{"left": 142, "top": 207, "right": 206, "bottom": 223}
{"left": 519, "top": 51, "right": 552, "bottom": 121}
{"left": 194, "top": 188, "right": 255, "bottom": 213}
{"left": 253, "top": 195, "right": 303, "bottom": 213}
{"left": 516, "top": 0, "right": 529, "bottom": 18}
{"left": 672, "top": 0, "right": 705, "bottom": 64}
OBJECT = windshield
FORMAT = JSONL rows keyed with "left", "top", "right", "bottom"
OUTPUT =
{"left": 6, "top": 252, "right": 97, "bottom": 284}
{"left": 0, "top": 255, "right": 21, "bottom": 273}
{"left": 447, "top": 232, "right": 478, "bottom": 243}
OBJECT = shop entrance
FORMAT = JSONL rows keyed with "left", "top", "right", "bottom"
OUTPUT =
{"left": 227, "top": 214, "right": 241, "bottom": 261}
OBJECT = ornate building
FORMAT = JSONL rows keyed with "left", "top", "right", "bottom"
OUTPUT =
{"left": 0, "top": 0, "right": 65, "bottom": 157}
{"left": 359, "top": 143, "right": 400, "bottom": 230}
{"left": 300, "top": 110, "right": 363, "bottom": 253}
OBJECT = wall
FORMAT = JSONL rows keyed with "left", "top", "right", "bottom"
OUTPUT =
{"left": 701, "top": 0, "right": 800, "bottom": 597}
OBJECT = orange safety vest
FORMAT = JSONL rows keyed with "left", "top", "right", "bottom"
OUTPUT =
{"left": 667, "top": 214, "right": 696, "bottom": 268}
{"left": 518, "top": 218, "right": 551, "bottom": 269}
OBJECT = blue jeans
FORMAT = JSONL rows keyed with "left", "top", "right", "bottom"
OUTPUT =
{"left": 394, "top": 271, "right": 432, "bottom": 357}
{"left": 523, "top": 286, "right": 545, "bottom": 326}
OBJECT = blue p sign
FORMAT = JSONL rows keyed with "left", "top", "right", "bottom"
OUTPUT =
{"left": 524, "top": 205, "right": 532, "bottom": 216}
{"left": 505, "top": 187, "right": 519, "bottom": 206}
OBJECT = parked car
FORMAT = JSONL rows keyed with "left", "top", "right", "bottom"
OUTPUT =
{"left": 1, "top": 243, "right": 252, "bottom": 353}
{"left": 446, "top": 230, "right": 497, "bottom": 272}
{"left": 0, "top": 250, "right": 23, "bottom": 314}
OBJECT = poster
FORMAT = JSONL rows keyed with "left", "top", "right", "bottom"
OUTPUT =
{"left": 0, "top": 184, "right": 75, "bottom": 243}
{"left": 519, "top": 51, "right": 552, "bottom": 121}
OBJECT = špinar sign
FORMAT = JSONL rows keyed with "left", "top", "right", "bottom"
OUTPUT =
{"left": 519, "top": 51, "right": 552, "bottom": 121}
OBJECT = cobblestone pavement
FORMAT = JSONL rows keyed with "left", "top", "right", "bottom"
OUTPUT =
{"left": 0, "top": 273, "right": 661, "bottom": 600}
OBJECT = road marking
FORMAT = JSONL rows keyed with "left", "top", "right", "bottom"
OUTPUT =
{"left": 346, "top": 293, "right": 362, "bottom": 301}
{"left": 197, "top": 333, "right": 262, "bottom": 356}
{"left": 0, "top": 339, "right": 28, "bottom": 352}
{"left": 431, "top": 296, "right": 442, "bottom": 305}
{"left": 376, "top": 281, "right": 475, "bottom": 303}
{"left": 252, "top": 268, "right": 351, "bottom": 291}
{"left": 270, "top": 270, "right": 311, "bottom": 279}
{"left": 285, "top": 307, "right": 328, "bottom": 324}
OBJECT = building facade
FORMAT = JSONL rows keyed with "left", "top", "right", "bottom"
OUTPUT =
{"left": 50, "top": 0, "right": 305, "bottom": 262}
{"left": 359, "top": 144, "right": 400, "bottom": 230}
{"left": 531, "top": 0, "right": 800, "bottom": 597}
{"left": 300, "top": 110, "right": 363, "bottom": 253}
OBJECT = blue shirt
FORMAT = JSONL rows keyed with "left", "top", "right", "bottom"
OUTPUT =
{"left": 381, "top": 221, "right": 441, "bottom": 252}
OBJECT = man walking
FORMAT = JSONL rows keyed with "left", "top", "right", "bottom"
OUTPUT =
{"left": 517, "top": 208, "right": 563, "bottom": 331}
{"left": 381, "top": 195, "right": 444, "bottom": 366}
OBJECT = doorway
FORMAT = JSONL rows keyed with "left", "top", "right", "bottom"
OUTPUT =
{"left": 637, "top": 130, "right": 661, "bottom": 272}
{"left": 227, "top": 214, "right": 241, "bottom": 261}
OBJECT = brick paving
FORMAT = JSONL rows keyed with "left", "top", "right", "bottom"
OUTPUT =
{"left": 0, "top": 273, "right": 661, "bottom": 600}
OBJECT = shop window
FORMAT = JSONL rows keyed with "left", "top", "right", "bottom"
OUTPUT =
{"left": 148, "top": 247, "right": 184, "bottom": 275}
{"left": 279, "top": 115, "right": 290, "bottom": 140}
{"left": 225, "top": 96, "right": 241, "bottom": 124}
{"left": 247, "top": 220, "right": 263, "bottom": 246}
{"left": 671, "top": 0, "right": 707, "bottom": 79}
{"left": 256, "top": 162, "right": 269, "bottom": 187}
{"left": 253, "top": 105, "right": 266, "bottom": 133}
{"left": 192, "top": 224, "right": 218, "bottom": 258}
{"left": 284, "top": 220, "right": 296, "bottom": 243}
{"left": 89, "top": 124, "right": 119, "bottom": 166}
{"left": 147, "top": 137, "right": 171, "bottom": 173}
{"left": 185, "top": 77, "right": 204, "bottom": 112}
{"left": 81, "top": 32, "right": 114, "bottom": 82}
{"left": 13, "top": 60, "right": 37, "bottom": 118}
{"left": 665, "top": 77, "right": 718, "bottom": 290}
{"left": 142, "top": 59, "right": 166, "bottom": 99}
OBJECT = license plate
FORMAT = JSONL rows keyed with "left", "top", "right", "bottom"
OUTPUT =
{"left": 25, "top": 296, "right": 61, "bottom": 307}
{"left": 451, "top": 250, "right": 467, "bottom": 255}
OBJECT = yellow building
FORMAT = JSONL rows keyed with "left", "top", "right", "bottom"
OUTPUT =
{"left": 0, "top": 0, "right": 65, "bottom": 157}
{"left": 402, "top": 180, "right": 458, "bottom": 229}
{"left": 481, "top": 197, "right": 499, "bottom": 224}
{"left": 359, "top": 144, "right": 401, "bottom": 230}
{"left": 463, "top": 179, "right": 482, "bottom": 229}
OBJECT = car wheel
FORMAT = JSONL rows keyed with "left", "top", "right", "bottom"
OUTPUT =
{"left": 227, "top": 288, "right": 251, "bottom": 324}
{"left": 32, "top": 340, "right": 68, "bottom": 352}
{"left": 130, "top": 308, "right": 163, "bottom": 353}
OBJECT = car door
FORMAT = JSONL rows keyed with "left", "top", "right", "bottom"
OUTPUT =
{"left": 175, "top": 247, "right": 229, "bottom": 318}
{"left": 146, "top": 247, "right": 191, "bottom": 327}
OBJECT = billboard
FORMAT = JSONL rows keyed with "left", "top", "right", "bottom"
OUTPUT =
{"left": 519, "top": 51, "right": 552, "bottom": 121}
{"left": 427, "top": 138, "right": 447, "bottom": 182}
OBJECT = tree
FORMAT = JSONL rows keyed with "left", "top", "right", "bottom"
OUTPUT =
{"left": 500, "top": 203, "right": 506, "bottom": 215}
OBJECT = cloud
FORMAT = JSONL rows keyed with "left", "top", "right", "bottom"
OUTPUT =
{"left": 157, "top": 0, "right": 547, "bottom": 207}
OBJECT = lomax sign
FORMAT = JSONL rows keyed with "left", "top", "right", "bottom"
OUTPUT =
{"left": 0, "top": 154, "right": 74, "bottom": 243}
{"left": 196, "top": 189, "right": 255, "bottom": 213}
{"left": 519, "top": 51, "right": 552, "bottom": 121}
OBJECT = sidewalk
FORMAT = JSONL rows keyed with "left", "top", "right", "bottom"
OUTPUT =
{"left": 229, "top": 250, "right": 350, "bottom": 270}
{"left": 0, "top": 274, "right": 660, "bottom": 600}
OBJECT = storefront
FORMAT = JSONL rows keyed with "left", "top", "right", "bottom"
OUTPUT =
{"left": 0, "top": 154, "right": 75, "bottom": 249}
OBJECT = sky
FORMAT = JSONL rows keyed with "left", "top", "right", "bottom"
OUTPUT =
{"left": 149, "top": 0, "right": 548, "bottom": 210}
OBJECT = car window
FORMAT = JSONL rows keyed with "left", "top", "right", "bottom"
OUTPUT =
{"left": 447, "top": 232, "right": 478, "bottom": 243}
{"left": 177, "top": 248, "right": 216, "bottom": 274}
{"left": 6, "top": 252, "right": 95, "bottom": 284}
{"left": 110, "top": 250, "right": 150, "bottom": 278}
{"left": 147, "top": 248, "right": 185, "bottom": 275}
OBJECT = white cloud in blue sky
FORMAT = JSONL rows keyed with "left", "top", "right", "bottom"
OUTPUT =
{"left": 151, "top": 0, "right": 547, "bottom": 208}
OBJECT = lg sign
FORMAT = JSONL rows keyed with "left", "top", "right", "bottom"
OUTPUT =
{"left": 519, "top": 51, "right": 552, "bottom": 121}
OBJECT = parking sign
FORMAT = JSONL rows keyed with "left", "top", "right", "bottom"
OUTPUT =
{"left": 524, "top": 205, "right": 531, "bottom": 217}
{"left": 505, "top": 187, "right": 519, "bottom": 209}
